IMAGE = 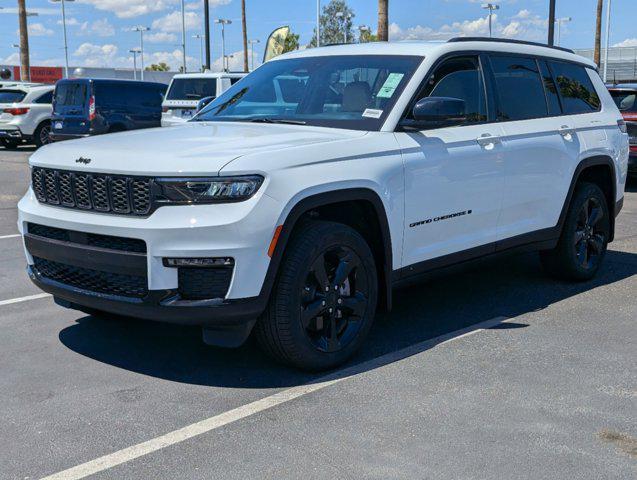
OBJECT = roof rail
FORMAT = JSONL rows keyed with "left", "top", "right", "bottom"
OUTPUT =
{"left": 448, "top": 37, "right": 575, "bottom": 54}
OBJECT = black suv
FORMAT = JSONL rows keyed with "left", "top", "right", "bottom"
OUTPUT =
{"left": 50, "top": 79, "right": 166, "bottom": 142}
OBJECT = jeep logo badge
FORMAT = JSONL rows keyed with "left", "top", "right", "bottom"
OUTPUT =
{"left": 75, "top": 157, "right": 91, "bottom": 165}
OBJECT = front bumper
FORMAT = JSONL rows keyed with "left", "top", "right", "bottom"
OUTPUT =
{"left": 18, "top": 187, "right": 281, "bottom": 328}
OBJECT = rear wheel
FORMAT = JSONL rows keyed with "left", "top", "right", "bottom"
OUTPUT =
{"left": 255, "top": 221, "right": 378, "bottom": 371}
{"left": 540, "top": 182, "right": 610, "bottom": 281}
{"left": 33, "top": 122, "right": 51, "bottom": 148}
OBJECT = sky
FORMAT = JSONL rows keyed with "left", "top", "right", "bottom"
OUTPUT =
{"left": 1, "top": 0, "right": 636, "bottom": 73}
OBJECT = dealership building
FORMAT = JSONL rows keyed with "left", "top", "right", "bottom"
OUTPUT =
{"left": 0, "top": 65, "right": 176, "bottom": 85}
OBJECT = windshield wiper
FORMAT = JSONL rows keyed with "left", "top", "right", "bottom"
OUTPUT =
{"left": 248, "top": 117, "right": 306, "bottom": 125}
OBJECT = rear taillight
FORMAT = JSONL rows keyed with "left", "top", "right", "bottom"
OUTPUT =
{"left": 617, "top": 119, "right": 628, "bottom": 134}
{"left": 3, "top": 107, "right": 29, "bottom": 115}
{"left": 88, "top": 95, "right": 96, "bottom": 121}
{"left": 630, "top": 146, "right": 637, "bottom": 152}
{"left": 162, "top": 106, "right": 169, "bottom": 113}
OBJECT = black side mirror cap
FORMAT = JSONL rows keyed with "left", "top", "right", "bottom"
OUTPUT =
{"left": 401, "top": 96, "right": 467, "bottom": 130}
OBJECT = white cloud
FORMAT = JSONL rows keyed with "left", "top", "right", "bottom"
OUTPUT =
{"left": 613, "top": 38, "right": 637, "bottom": 48}
{"left": 76, "top": 0, "right": 175, "bottom": 19}
{"left": 58, "top": 17, "right": 80, "bottom": 26}
{"left": 152, "top": 11, "right": 201, "bottom": 33}
{"left": 210, "top": 50, "right": 247, "bottom": 72}
{"left": 145, "top": 49, "right": 199, "bottom": 71}
{"left": 73, "top": 43, "right": 119, "bottom": 67}
{"left": 80, "top": 19, "right": 115, "bottom": 37}
{"left": 515, "top": 9, "right": 531, "bottom": 19}
{"left": 1, "top": 53, "right": 20, "bottom": 65}
{"left": 146, "top": 32, "right": 179, "bottom": 43}
{"left": 24, "top": 23, "right": 55, "bottom": 37}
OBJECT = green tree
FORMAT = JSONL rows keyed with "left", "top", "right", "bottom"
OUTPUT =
{"left": 145, "top": 62, "right": 170, "bottom": 72}
{"left": 283, "top": 32, "right": 300, "bottom": 53}
{"left": 308, "top": 0, "right": 355, "bottom": 48}
{"left": 359, "top": 29, "right": 378, "bottom": 43}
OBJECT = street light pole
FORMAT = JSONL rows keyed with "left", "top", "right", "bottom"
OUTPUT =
{"left": 316, "top": 0, "right": 321, "bottom": 47}
{"left": 193, "top": 34, "right": 204, "bottom": 72}
{"left": 180, "top": 0, "right": 187, "bottom": 73}
{"left": 481, "top": 3, "right": 500, "bottom": 38}
{"left": 11, "top": 44, "right": 21, "bottom": 81}
{"left": 248, "top": 39, "right": 260, "bottom": 71}
{"left": 214, "top": 19, "right": 232, "bottom": 72}
{"left": 555, "top": 17, "right": 572, "bottom": 46}
{"left": 603, "top": 0, "right": 613, "bottom": 82}
{"left": 52, "top": 0, "right": 74, "bottom": 79}
{"left": 129, "top": 49, "right": 141, "bottom": 80}
{"left": 133, "top": 26, "right": 150, "bottom": 80}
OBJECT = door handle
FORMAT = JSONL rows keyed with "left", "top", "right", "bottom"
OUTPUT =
{"left": 558, "top": 125, "right": 575, "bottom": 137}
{"left": 476, "top": 134, "right": 501, "bottom": 147}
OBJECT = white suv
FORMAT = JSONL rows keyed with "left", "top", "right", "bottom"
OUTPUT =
{"left": 18, "top": 39, "right": 629, "bottom": 370}
{"left": 0, "top": 84, "right": 54, "bottom": 149}
{"left": 161, "top": 71, "right": 246, "bottom": 127}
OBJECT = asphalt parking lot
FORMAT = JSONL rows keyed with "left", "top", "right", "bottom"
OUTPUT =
{"left": 0, "top": 146, "right": 635, "bottom": 480}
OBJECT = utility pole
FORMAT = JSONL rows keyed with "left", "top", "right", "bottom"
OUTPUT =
{"left": 603, "top": 0, "right": 612, "bottom": 82}
{"left": 180, "top": 0, "right": 187, "bottom": 73}
{"left": 548, "top": 0, "right": 556, "bottom": 46}
{"left": 132, "top": 26, "right": 150, "bottom": 80}
{"left": 241, "top": 0, "right": 248, "bottom": 72}
{"left": 17, "top": 0, "right": 31, "bottom": 81}
{"left": 481, "top": 3, "right": 500, "bottom": 38}
{"left": 594, "top": 0, "right": 604, "bottom": 66}
{"left": 204, "top": 0, "right": 211, "bottom": 69}
{"left": 378, "top": 0, "right": 388, "bottom": 41}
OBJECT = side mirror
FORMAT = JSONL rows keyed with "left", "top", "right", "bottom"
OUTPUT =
{"left": 404, "top": 97, "right": 467, "bottom": 129}
{"left": 196, "top": 96, "right": 215, "bottom": 113}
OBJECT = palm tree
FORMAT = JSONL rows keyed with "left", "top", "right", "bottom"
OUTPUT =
{"left": 594, "top": 0, "right": 603, "bottom": 67}
{"left": 17, "top": 0, "right": 31, "bottom": 81}
{"left": 241, "top": 0, "right": 249, "bottom": 72}
{"left": 378, "top": 0, "right": 388, "bottom": 41}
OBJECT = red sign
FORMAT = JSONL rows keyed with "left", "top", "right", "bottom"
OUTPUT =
{"left": 13, "top": 66, "right": 63, "bottom": 84}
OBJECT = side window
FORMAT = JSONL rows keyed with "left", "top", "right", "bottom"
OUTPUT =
{"left": 548, "top": 61, "right": 601, "bottom": 114}
{"left": 414, "top": 56, "right": 487, "bottom": 124}
{"left": 230, "top": 77, "right": 242, "bottom": 85}
{"left": 489, "top": 55, "right": 547, "bottom": 121}
{"left": 538, "top": 60, "right": 562, "bottom": 116}
{"left": 35, "top": 91, "right": 53, "bottom": 104}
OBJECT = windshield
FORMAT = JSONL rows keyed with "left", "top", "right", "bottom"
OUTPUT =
{"left": 167, "top": 78, "right": 217, "bottom": 100}
{"left": 0, "top": 90, "right": 26, "bottom": 103}
{"left": 194, "top": 55, "right": 423, "bottom": 130}
{"left": 610, "top": 90, "right": 637, "bottom": 113}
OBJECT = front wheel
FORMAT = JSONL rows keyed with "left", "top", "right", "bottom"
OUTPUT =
{"left": 255, "top": 221, "right": 378, "bottom": 371}
{"left": 540, "top": 182, "right": 610, "bottom": 281}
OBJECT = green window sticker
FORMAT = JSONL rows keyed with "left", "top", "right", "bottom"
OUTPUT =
{"left": 377, "top": 73, "right": 405, "bottom": 99}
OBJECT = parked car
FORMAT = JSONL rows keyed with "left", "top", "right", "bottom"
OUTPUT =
{"left": 19, "top": 39, "right": 628, "bottom": 370}
{"left": 608, "top": 83, "right": 637, "bottom": 176}
{"left": 0, "top": 84, "right": 54, "bottom": 149}
{"left": 50, "top": 79, "right": 167, "bottom": 142}
{"left": 161, "top": 72, "right": 246, "bottom": 126}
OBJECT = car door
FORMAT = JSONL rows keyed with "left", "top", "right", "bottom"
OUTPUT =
{"left": 394, "top": 54, "right": 506, "bottom": 271}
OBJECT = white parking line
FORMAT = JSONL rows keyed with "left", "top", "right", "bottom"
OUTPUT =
{"left": 0, "top": 293, "right": 51, "bottom": 307}
{"left": 39, "top": 315, "right": 508, "bottom": 480}
{"left": 0, "top": 234, "right": 20, "bottom": 240}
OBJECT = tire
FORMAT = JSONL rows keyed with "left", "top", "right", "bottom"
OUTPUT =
{"left": 540, "top": 182, "right": 610, "bottom": 281}
{"left": 255, "top": 221, "right": 378, "bottom": 371}
{"left": 33, "top": 122, "right": 51, "bottom": 148}
{"left": 1, "top": 139, "right": 19, "bottom": 150}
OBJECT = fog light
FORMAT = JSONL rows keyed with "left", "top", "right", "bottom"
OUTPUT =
{"left": 163, "top": 257, "right": 234, "bottom": 268}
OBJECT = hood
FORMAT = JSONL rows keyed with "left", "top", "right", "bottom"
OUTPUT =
{"left": 29, "top": 122, "right": 367, "bottom": 176}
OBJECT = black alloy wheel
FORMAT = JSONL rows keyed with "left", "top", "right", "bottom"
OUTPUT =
{"left": 573, "top": 197, "right": 606, "bottom": 270}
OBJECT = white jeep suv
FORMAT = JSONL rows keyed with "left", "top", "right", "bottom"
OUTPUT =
{"left": 0, "top": 84, "right": 54, "bottom": 149}
{"left": 18, "top": 39, "right": 629, "bottom": 370}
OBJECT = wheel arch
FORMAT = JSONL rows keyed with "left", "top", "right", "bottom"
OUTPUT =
{"left": 559, "top": 155, "right": 618, "bottom": 242}
{"left": 261, "top": 187, "right": 394, "bottom": 312}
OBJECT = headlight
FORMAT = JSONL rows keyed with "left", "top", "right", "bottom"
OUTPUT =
{"left": 156, "top": 175, "right": 264, "bottom": 204}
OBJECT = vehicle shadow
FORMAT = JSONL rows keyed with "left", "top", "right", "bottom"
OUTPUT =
{"left": 58, "top": 248, "right": 637, "bottom": 388}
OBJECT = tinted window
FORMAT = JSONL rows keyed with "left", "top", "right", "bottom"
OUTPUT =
{"left": 136, "top": 86, "right": 164, "bottom": 108}
{"left": 538, "top": 60, "right": 562, "bottom": 116}
{"left": 230, "top": 77, "right": 242, "bottom": 85}
{"left": 55, "top": 82, "right": 88, "bottom": 107}
{"left": 609, "top": 90, "right": 637, "bottom": 113}
{"left": 167, "top": 78, "right": 217, "bottom": 100}
{"left": 0, "top": 90, "right": 26, "bottom": 103}
{"left": 490, "top": 55, "right": 547, "bottom": 121}
{"left": 549, "top": 61, "right": 601, "bottom": 114}
{"left": 196, "top": 55, "right": 422, "bottom": 131}
{"left": 35, "top": 91, "right": 53, "bottom": 104}
{"left": 94, "top": 83, "right": 123, "bottom": 106}
{"left": 413, "top": 56, "right": 487, "bottom": 124}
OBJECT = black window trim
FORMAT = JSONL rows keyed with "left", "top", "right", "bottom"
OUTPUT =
{"left": 395, "top": 49, "right": 603, "bottom": 131}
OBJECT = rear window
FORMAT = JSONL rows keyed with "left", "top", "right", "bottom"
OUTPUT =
{"left": 609, "top": 90, "right": 637, "bottom": 113}
{"left": 549, "top": 61, "right": 601, "bottom": 114}
{"left": 166, "top": 78, "right": 217, "bottom": 100}
{"left": 55, "top": 83, "right": 88, "bottom": 107}
{"left": 490, "top": 55, "right": 548, "bottom": 121}
{"left": 0, "top": 90, "right": 26, "bottom": 103}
